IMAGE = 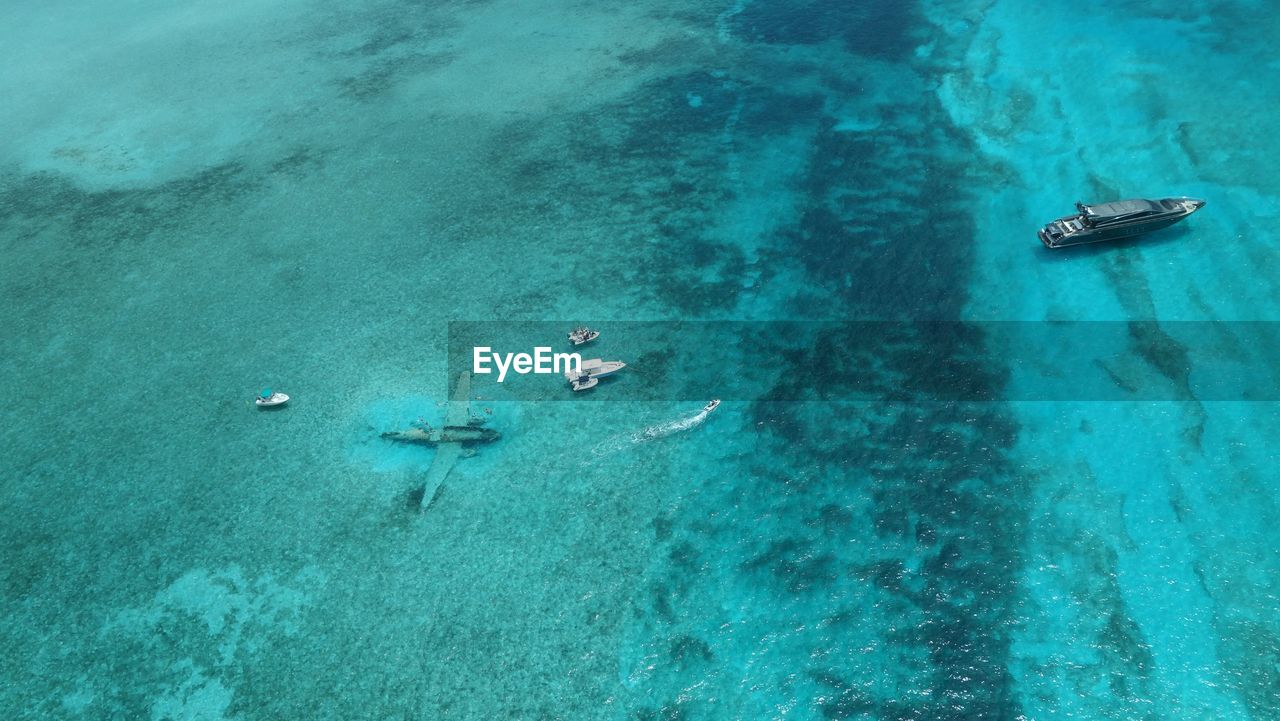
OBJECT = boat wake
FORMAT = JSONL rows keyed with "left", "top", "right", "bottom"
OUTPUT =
{"left": 633, "top": 408, "right": 711, "bottom": 442}
{"left": 584, "top": 404, "right": 718, "bottom": 461}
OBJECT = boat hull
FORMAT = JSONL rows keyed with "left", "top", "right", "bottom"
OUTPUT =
{"left": 1040, "top": 215, "right": 1187, "bottom": 248}
{"left": 1039, "top": 197, "right": 1204, "bottom": 248}
{"left": 568, "top": 359, "right": 626, "bottom": 379}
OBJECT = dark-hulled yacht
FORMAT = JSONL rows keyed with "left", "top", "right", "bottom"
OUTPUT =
{"left": 1038, "top": 197, "right": 1205, "bottom": 248}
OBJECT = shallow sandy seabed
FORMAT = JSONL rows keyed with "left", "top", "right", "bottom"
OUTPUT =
{"left": 2, "top": 0, "right": 1279, "bottom": 718}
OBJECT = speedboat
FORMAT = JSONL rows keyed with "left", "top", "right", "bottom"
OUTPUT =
{"left": 568, "top": 326, "right": 600, "bottom": 345}
{"left": 1038, "top": 197, "right": 1204, "bottom": 248}
{"left": 703, "top": 399, "right": 720, "bottom": 413}
{"left": 568, "top": 373, "right": 598, "bottom": 392}
{"left": 255, "top": 389, "right": 289, "bottom": 407}
{"left": 569, "top": 358, "right": 626, "bottom": 379}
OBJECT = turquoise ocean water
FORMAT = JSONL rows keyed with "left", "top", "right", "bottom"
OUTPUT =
{"left": 3, "top": 0, "right": 1279, "bottom": 718}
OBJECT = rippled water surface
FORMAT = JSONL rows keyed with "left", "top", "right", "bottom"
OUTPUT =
{"left": 2, "top": 0, "right": 1279, "bottom": 718}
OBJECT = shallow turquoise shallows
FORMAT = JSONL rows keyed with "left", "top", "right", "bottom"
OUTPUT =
{"left": 2, "top": 0, "right": 1278, "bottom": 718}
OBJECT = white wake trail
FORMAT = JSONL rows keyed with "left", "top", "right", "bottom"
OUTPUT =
{"left": 633, "top": 409, "right": 709, "bottom": 442}
{"left": 584, "top": 407, "right": 715, "bottom": 463}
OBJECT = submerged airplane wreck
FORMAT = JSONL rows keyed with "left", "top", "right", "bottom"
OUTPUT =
{"left": 380, "top": 425, "right": 500, "bottom": 445}
{"left": 380, "top": 372, "right": 496, "bottom": 511}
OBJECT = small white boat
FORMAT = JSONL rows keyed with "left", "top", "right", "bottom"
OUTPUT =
{"left": 703, "top": 399, "right": 720, "bottom": 413}
{"left": 568, "top": 373, "right": 598, "bottom": 392}
{"left": 255, "top": 389, "right": 289, "bottom": 407}
{"left": 567, "top": 358, "right": 626, "bottom": 380}
{"left": 568, "top": 326, "right": 599, "bottom": 346}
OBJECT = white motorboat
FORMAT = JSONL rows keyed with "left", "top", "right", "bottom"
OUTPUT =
{"left": 567, "top": 358, "right": 626, "bottom": 380}
{"left": 568, "top": 326, "right": 599, "bottom": 345}
{"left": 255, "top": 389, "right": 289, "bottom": 407}
{"left": 568, "top": 373, "right": 598, "bottom": 392}
{"left": 703, "top": 399, "right": 720, "bottom": 413}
